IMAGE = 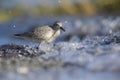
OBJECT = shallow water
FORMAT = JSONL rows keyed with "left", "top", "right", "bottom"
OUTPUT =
{"left": 0, "top": 15, "right": 120, "bottom": 80}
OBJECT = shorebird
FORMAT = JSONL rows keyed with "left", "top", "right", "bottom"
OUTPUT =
{"left": 14, "top": 21, "right": 65, "bottom": 43}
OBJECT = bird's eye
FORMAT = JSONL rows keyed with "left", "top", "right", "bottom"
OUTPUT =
{"left": 56, "top": 24, "right": 59, "bottom": 26}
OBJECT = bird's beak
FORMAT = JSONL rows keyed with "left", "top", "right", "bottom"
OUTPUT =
{"left": 60, "top": 27, "right": 65, "bottom": 32}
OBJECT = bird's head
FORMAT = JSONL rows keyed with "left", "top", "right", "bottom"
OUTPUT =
{"left": 53, "top": 21, "right": 65, "bottom": 32}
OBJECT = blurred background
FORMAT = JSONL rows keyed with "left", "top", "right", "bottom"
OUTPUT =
{"left": 0, "top": 0, "right": 120, "bottom": 23}
{"left": 0, "top": 1, "right": 120, "bottom": 80}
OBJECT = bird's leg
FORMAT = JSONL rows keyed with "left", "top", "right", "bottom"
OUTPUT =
{"left": 38, "top": 43, "right": 41, "bottom": 48}
{"left": 35, "top": 43, "right": 41, "bottom": 49}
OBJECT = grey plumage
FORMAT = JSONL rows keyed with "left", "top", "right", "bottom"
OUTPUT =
{"left": 14, "top": 21, "right": 65, "bottom": 43}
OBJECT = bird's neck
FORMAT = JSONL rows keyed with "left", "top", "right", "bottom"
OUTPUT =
{"left": 52, "top": 26, "right": 60, "bottom": 31}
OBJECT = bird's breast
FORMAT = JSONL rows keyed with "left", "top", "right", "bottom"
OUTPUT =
{"left": 48, "top": 30, "right": 60, "bottom": 42}
{"left": 54, "top": 30, "right": 60, "bottom": 38}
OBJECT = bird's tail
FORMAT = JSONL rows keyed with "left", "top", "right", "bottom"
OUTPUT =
{"left": 14, "top": 34, "right": 22, "bottom": 37}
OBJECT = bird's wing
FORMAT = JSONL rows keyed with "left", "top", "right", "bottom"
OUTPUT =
{"left": 34, "top": 26, "right": 54, "bottom": 40}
